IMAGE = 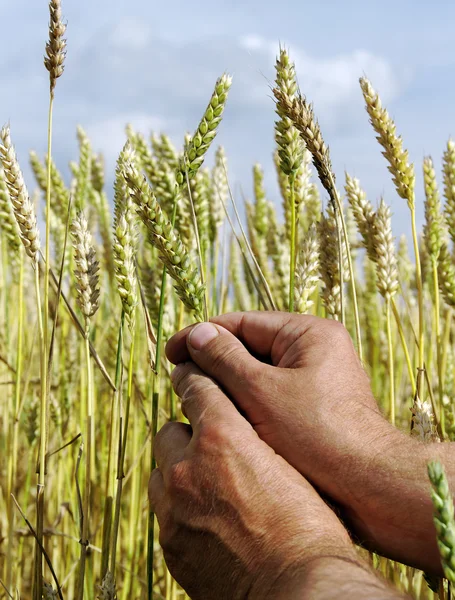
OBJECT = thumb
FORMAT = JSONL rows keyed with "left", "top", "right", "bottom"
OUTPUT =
{"left": 170, "top": 322, "right": 273, "bottom": 420}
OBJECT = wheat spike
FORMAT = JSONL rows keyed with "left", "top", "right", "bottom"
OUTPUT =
{"left": 345, "top": 172, "right": 376, "bottom": 261}
{"left": 0, "top": 126, "right": 40, "bottom": 261}
{"left": 44, "top": 0, "right": 66, "bottom": 95}
{"left": 372, "top": 199, "right": 398, "bottom": 300}
{"left": 176, "top": 74, "right": 232, "bottom": 185}
{"left": 274, "top": 48, "right": 305, "bottom": 177}
{"left": 71, "top": 211, "right": 100, "bottom": 322}
{"left": 410, "top": 396, "right": 439, "bottom": 442}
{"left": 295, "top": 223, "right": 320, "bottom": 314}
{"left": 423, "top": 156, "right": 444, "bottom": 261}
{"left": 428, "top": 462, "right": 455, "bottom": 583}
{"left": 443, "top": 139, "right": 455, "bottom": 245}
{"left": 209, "top": 146, "right": 228, "bottom": 244}
{"left": 123, "top": 152, "right": 205, "bottom": 321}
{"left": 360, "top": 77, "right": 415, "bottom": 209}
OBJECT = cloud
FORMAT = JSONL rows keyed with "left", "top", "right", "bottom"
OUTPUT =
{"left": 239, "top": 34, "right": 406, "bottom": 127}
{"left": 0, "top": 17, "right": 412, "bottom": 232}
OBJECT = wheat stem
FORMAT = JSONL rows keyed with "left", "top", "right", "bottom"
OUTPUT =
{"left": 289, "top": 173, "right": 296, "bottom": 312}
{"left": 386, "top": 297, "right": 395, "bottom": 424}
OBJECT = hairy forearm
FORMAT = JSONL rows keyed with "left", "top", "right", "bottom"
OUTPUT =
{"left": 276, "top": 556, "right": 409, "bottom": 600}
{"left": 339, "top": 421, "right": 453, "bottom": 574}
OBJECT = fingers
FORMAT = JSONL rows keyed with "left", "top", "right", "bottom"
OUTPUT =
{"left": 166, "top": 311, "right": 319, "bottom": 367}
{"left": 171, "top": 362, "right": 251, "bottom": 433}
{"left": 154, "top": 422, "right": 192, "bottom": 477}
{"left": 167, "top": 321, "right": 276, "bottom": 412}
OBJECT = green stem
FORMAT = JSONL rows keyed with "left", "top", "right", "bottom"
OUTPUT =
{"left": 148, "top": 182, "right": 187, "bottom": 597}
{"left": 33, "top": 260, "right": 46, "bottom": 600}
{"left": 411, "top": 207, "right": 424, "bottom": 395}
{"left": 147, "top": 267, "right": 166, "bottom": 599}
{"left": 332, "top": 188, "right": 363, "bottom": 361}
{"left": 101, "top": 313, "right": 124, "bottom": 578}
{"left": 432, "top": 260, "right": 444, "bottom": 436}
{"left": 289, "top": 173, "right": 296, "bottom": 312}
{"left": 185, "top": 169, "right": 209, "bottom": 321}
{"left": 6, "top": 251, "right": 23, "bottom": 589}
{"left": 386, "top": 297, "right": 395, "bottom": 425}
{"left": 77, "top": 328, "right": 93, "bottom": 600}
{"left": 111, "top": 331, "right": 135, "bottom": 576}
{"left": 391, "top": 298, "right": 416, "bottom": 395}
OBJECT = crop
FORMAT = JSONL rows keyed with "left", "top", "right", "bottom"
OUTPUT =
{"left": 1, "top": 4, "right": 455, "bottom": 600}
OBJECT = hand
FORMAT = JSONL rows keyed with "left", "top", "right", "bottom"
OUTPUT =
{"left": 149, "top": 361, "right": 356, "bottom": 600}
{"left": 166, "top": 311, "right": 446, "bottom": 573}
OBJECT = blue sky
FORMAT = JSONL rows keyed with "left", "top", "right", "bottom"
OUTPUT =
{"left": 1, "top": 0, "right": 455, "bottom": 237}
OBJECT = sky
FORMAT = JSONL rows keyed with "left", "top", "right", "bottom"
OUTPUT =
{"left": 1, "top": 0, "right": 455, "bottom": 237}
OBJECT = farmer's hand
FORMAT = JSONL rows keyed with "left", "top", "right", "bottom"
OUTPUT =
{"left": 149, "top": 361, "right": 406, "bottom": 600}
{"left": 166, "top": 311, "right": 451, "bottom": 574}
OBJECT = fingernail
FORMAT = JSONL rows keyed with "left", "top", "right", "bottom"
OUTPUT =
{"left": 188, "top": 323, "right": 219, "bottom": 350}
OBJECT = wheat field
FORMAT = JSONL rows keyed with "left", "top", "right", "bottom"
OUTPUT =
{"left": 1, "top": 1, "right": 455, "bottom": 599}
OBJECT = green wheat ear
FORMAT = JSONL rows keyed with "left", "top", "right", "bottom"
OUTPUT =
{"left": 428, "top": 461, "right": 455, "bottom": 583}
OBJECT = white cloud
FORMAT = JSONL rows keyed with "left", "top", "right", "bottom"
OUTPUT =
{"left": 237, "top": 34, "right": 406, "bottom": 127}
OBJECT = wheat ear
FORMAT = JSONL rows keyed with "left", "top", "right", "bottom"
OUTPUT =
{"left": 428, "top": 461, "right": 455, "bottom": 583}
{"left": 0, "top": 126, "right": 40, "bottom": 261}
{"left": 123, "top": 151, "right": 205, "bottom": 321}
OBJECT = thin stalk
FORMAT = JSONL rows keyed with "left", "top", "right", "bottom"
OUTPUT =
{"left": 328, "top": 180, "right": 363, "bottom": 360}
{"left": 391, "top": 298, "right": 416, "bottom": 395}
{"left": 77, "top": 329, "right": 93, "bottom": 600}
{"left": 432, "top": 260, "right": 444, "bottom": 436}
{"left": 185, "top": 169, "right": 208, "bottom": 321}
{"left": 44, "top": 95, "right": 54, "bottom": 387}
{"left": 410, "top": 208, "right": 424, "bottom": 394}
{"left": 111, "top": 333, "right": 135, "bottom": 575}
{"left": 6, "top": 251, "right": 23, "bottom": 589}
{"left": 33, "top": 260, "right": 46, "bottom": 600}
{"left": 35, "top": 96, "right": 54, "bottom": 598}
{"left": 386, "top": 297, "right": 395, "bottom": 425}
{"left": 148, "top": 191, "right": 181, "bottom": 598}
{"left": 226, "top": 176, "right": 277, "bottom": 310}
{"left": 147, "top": 267, "right": 166, "bottom": 599}
{"left": 211, "top": 241, "right": 220, "bottom": 315}
{"left": 289, "top": 173, "right": 296, "bottom": 312}
{"left": 333, "top": 202, "right": 345, "bottom": 324}
{"left": 101, "top": 314, "right": 124, "bottom": 578}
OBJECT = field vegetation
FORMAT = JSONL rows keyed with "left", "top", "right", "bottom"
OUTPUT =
{"left": 1, "top": 1, "right": 455, "bottom": 598}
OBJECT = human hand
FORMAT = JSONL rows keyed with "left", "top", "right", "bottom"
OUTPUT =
{"left": 149, "top": 360, "right": 356, "bottom": 600}
{"left": 165, "top": 312, "right": 389, "bottom": 509}
{"left": 165, "top": 311, "right": 444, "bottom": 572}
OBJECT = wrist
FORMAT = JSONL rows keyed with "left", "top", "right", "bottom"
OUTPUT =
{"left": 278, "top": 555, "right": 408, "bottom": 599}
{"left": 341, "top": 424, "right": 445, "bottom": 573}
{"left": 250, "top": 532, "right": 357, "bottom": 600}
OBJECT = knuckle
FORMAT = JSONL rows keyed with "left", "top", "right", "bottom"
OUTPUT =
{"left": 166, "top": 461, "right": 189, "bottom": 497}
{"left": 321, "top": 318, "right": 352, "bottom": 346}
{"left": 196, "top": 421, "right": 235, "bottom": 454}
